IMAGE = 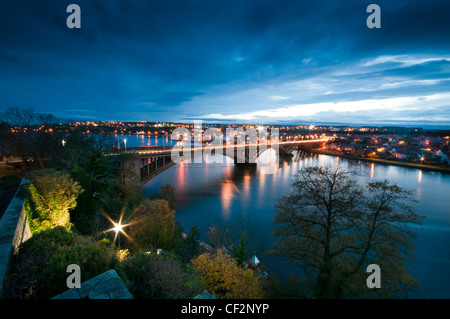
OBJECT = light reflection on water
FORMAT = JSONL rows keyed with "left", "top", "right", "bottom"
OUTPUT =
{"left": 136, "top": 137, "right": 450, "bottom": 298}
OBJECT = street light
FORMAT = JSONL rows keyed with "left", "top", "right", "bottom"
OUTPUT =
{"left": 124, "top": 138, "right": 127, "bottom": 152}
{"left": 113, "top": 222, "right": 123, "bottom": 233}
{"left": 113, "top": 222, "right": 123, "bottom": 249}
{"left": 100, "top": 208, "right": 132, "bottom": 250}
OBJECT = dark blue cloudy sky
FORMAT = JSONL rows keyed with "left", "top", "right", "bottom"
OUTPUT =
{"left": 1, "top": 0, "right": 450, "bottom": 127}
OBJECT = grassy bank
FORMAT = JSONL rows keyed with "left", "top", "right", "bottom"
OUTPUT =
{"left": 310, "top": 149, "right": 450, "bottom": 174}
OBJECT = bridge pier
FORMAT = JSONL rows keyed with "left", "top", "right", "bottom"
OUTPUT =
{"left": 233, "top": 146, "right": 258, "bottom": 165}
{"left": 233, "top": 158, "right": 257, "bottom": 166}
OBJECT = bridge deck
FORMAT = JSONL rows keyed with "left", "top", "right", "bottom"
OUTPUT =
{"left": 103, "top": 137, "right": 331, "bottom": 185}
{"left": 104, "top": 138, "right": 330, "bottom": 157}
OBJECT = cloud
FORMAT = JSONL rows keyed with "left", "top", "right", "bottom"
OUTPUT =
{"left": 362, "top": 55, "right": 450, "bottom": 68}
{"left": 197, "top": 92, "right": 450, "bottom": 125}
{"left": 1, "top": 1, "right": 449, "bottom": 126}
{"left": 380, "top": 78, "right": 450, "bottom": 89}
{"left": 149, "top": 92, "right": 205, "bottom": 107}
{"left": 269, "top": 96, "right": 290, "bottom": 101}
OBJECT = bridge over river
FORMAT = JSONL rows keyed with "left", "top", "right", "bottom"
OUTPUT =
{"left": 104, "top": 137, "right": 330, "bottom": 185}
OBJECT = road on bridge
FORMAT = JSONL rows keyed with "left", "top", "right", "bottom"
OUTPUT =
{"left": 103, "top": 137, "right": 331, "bottom": 157}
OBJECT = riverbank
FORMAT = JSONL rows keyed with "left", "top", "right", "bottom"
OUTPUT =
{"left": 309, "top": 149, "right": 450, "bottom": 174}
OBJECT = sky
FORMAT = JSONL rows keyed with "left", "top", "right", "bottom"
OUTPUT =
{"left": 1, "top": 0, "right": 450, "bottom": 128}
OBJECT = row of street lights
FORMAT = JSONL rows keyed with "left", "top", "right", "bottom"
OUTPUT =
{"left": 117, "top": 138, "right": 127, "bottom": 151}
{"left": 118, "top": 136, "right": 171, "bottom": 151}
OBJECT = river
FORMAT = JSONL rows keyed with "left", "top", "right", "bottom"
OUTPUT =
{"left": 118, "top": 134, "right": 450, "bottom": 298}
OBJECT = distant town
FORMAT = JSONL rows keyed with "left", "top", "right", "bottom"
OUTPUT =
{"left": 3, "top": 120, "right": 449, "bottom": 170}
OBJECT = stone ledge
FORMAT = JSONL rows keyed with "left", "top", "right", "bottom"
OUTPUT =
{"left": 0, "top": 179, "right": 31, "bottom": 298}
{"left": 52, "top": 269, "right": 133, "bottom": 299}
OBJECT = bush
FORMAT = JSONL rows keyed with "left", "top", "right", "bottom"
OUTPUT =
{"left": 25, "top": 169, "right": 83, "bottom": 233}
{"left": 4, "top": 227, "right": 78, "bottom": 298}
{"left": 173, "top": 225, "right": 202, "bottom": 265}
{"left": 38, "top": 237, "right": 120, "bottom": 298}
{"left": 157, "top": 184, "right": 177, "bottom": 210}
{"left": 191, "top": 249, "right": 264, "bottom": 299}
{"left": 127, "top": 199, "right": 177, "bottom": 251}
{"left": 122, "top": 250, "right": 203, "bottom": 299}
{"left": 5, "top": 227, "right": 121, "bottom": 299}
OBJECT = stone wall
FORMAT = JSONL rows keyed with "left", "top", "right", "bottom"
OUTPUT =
{"left": 0, "top": 179, "right": 31, "bottom": 298}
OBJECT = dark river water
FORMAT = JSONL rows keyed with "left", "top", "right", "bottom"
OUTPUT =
{"left": 119, "top": 135, "right": 450, "bottom": 298}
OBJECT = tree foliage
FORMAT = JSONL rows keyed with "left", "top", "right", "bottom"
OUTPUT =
{"left": 127, "top": 199, "right": 177, "bottom": 251}
{"left": 269, "top": 166, "right": 424, "bottom": 298}
{"left": 174, "top": 225, "right": 203, "bottom": 265}
{"left": 71, "top": 152, "right": 116, "bottom": 233}
{"left": 157, "top": 184, "right": 177, "bottom": 210}
{"left": 1, "top": 107, "right": 61, "bottom": 168}
{"left": 122, "top": 250, "right": 203, "bottom": 299}
{"left": 191, "top": 249, "right": 264, "bottom": 299}
{"left": 206, "top": 217, "right": 258, "bottom": 253}
{"left": 25, "top": 169, "right": 83, "bottom": 233}
{"left": 232, "top": 230, "right": 248, "bottom": 267}
{"left": 4, "top": 227, "right": 120, "bottom": 299}
{"left": 38, "top": 237, "right": 120, "bottom": 298}
{"left": 57, "top": 132, "right": 129, "bottom": 234}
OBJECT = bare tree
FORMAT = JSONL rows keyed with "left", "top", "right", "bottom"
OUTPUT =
{"left": 269, "top": 165, "right": 424, "bottom": 298}
{"left": 1, "top": 107, "right": 59, "bottom": 168}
